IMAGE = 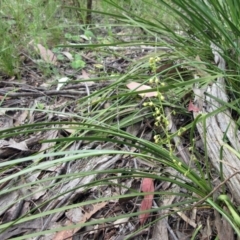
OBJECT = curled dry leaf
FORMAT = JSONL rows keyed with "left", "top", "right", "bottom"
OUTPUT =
{"left": 126, "top": 81, "right": 158, "bottom": 98}
{"left": 139, "top": 178, "right": 154, "bottom": 225}
{"left": 188, "top": 100, "right": 200, "bottom": 112}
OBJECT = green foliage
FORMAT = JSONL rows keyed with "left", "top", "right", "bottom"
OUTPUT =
{"left": 0, "top": 0, "right": 65, "bottom": 76}
{"left": 2, "top": 0, "right": 240, "bottom": 238}
{"left": 71, "top": 54, "right": 86, "bottom": 69}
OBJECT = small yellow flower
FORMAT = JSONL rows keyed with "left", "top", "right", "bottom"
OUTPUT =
{"left": 143, "top": 102, "right": 148, "bottom": 107}
{"left": 149, "top": 102, "right": 153, "bottom": 106}
{"left": 160, "top": 95, "right": 165, "bottom": 101}
{"left": 149, "top": 57, "right": 154, "bottom": 63}
{"left": 156, "top": 116, "right": 161, "bottom": 122}
{"left": 149, "top": 78, "right": 154, "bottom": 84}
{"left": 192, "top": 156, "right": 197, "bottom": 161}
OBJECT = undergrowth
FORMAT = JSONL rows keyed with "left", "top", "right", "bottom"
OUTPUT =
{"left": 1, "top": 0, "right": 240, "bottom": 239}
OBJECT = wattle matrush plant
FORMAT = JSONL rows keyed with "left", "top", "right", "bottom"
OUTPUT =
{"left": 1, "top": 0, "right": 240, "bottom": 239}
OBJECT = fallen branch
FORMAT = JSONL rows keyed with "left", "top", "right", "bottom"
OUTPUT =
{"left": 193, "top": 43, "right": 240, "bottom": 204}
{"left": 0, "top": 89, "right": 86, "bottom": 98}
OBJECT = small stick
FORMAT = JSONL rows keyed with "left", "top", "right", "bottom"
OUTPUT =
{"left": 192, "top": 170, "right": 240, "bottom": 208}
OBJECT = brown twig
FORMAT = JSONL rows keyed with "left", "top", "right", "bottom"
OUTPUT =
{"left": 0, "top": 89, "right": 86, "bottom": 98}
{"left": 192, "top": 170, "right": 240, "bottom": 208}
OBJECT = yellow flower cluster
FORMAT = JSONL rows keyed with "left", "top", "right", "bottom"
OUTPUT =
{"left": 149, "top": 56, "right": 161, "bottom": 73}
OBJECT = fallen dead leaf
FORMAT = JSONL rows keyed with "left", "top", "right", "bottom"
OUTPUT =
{"left": 126, "top": 82, "right": 157, "bottom": 98}
{"left": 82, "top": 69, "right": 90, "bottom": 79}
{"left": 62, "top": 51, "right": 73, "bottom": 61}
{"left": 139, "top": 194, "right": 154, "bottom": 225}
{"left": 14, "top": 110, "right": 28, "bottom": 126}
{"left": 53, "top": 202, "right": 107, "bottom": 240}
{"left": 79, "top": 202, "right": 107, "bottom": 224}
{"left": 139, "top": 178, "right": 154, "bottom": 225}
{"left": 0, "top": 115, "right": 13, "bottom": 129}
{"left": 141, "top": 178, "right": 154, "bottom": 193}
{"left": 36, "top": 130, "right": 58, "bottom": 159}
{"left": 81, "top": 69, "right": 95, "bottom": 86}
{"left": 1, "top": 139, "right": 29, "bottom": 151}
{"left": 114, "top": 217, "right": 130, "bottom": 226}
{"left": 66, "top": 208, "right": 84, "bottom": 223}
{"left": 188, "top": 100, "right": 200, "bottom": 112}
{"left": 52, "top": 221, "right": 75, "bottom": 240}
{"left": 30, "top": 41, "right": 57, "bottom": 65}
